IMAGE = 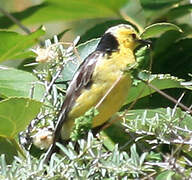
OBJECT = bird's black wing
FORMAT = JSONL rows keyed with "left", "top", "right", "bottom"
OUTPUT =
{"left": 56, "top": 51, "right": 103, "bottom": 131}
{"left": 44, "top": 51, "right": 103, "bottom": 163}
{"left": 61, "top": 51, "right": 103, "bottom": 115}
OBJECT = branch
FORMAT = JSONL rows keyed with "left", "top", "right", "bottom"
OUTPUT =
{"left": 0, "top": 7, "right": 31, "bottom": 34}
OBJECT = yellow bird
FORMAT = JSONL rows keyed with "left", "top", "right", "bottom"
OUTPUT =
{"left": 45, "top": 24, "right": 149, "bottom": 161}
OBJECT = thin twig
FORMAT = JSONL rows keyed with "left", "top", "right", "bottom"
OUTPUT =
{"left": 41, "top": 69, "right": 63, "bottom": 102}
{"left": 174, "top": 126, "right": 192, "bottom": 133}
{"left": 146, "top": 82, "right": 192, "bottom": 114}
{"left": 172, "top": 92, "right": 185, "bottom": 117}
{"left": 0, "top": 7, "right": 31, "bottom": 34}
{"left": 141, "top": 172, "right": 156, "bottom": 180}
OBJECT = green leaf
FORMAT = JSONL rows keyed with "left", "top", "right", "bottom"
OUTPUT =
{"left": 70, "top": 107, "right": 98, "bottom": 141}
{"left": 59, "top": 38, "right": 99, "bottom": 81}
{"left": 0, "top": 66, "right": 45, "bottom": 101}
{"left": 126, "top": 73, "right": 184, "bottom": 105}
{"left": 101, "top": 121, "right": 130, "bottom": 151}
{"left": 140, "top": 0, "right": 181, "bottom": 22}
{"left": 166, "top": 4, "right": 192, "bottom": 20}
{"left": 141, "top": 0, "right": 181, "bottom": 10}
{"left": 78, "top": 38, "right": 100, "bottom": 60}
{"left": 0, "top": 26, "right": 45, "bottom": 62}
{"left": 0, "top": 0, "right": 127, "bottom": 28}
{"left": 0, "top": 97, "right": 42, "bottom": 138}
{"left": 130, "top": 144, "right": 140, "bottom": 166}
{"left": 153, "top": 30, "right": 182, "bottom": 57}
{"left": 140, "top": 23, "right": 182, "bottom": 39}
{"left": 11, "top": 51, "right": 36, "bottom": 60}
{"left": 56, "top": 38, "right": 99, "bottom": 86}
{"left": 152, "top": 38, "right": 192, "bottom": 80}
{"left": 0, "top": 137, "right": 18, "bottom": 164}
{"left": 155, "top": 170, "right": 175, "bottom": 180}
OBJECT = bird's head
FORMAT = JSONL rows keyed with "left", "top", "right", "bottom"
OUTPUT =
{"left": 105, "top": 24, "right": 139, "bottom": 50}
{"left": 96, "top": 24, "right": 150, "bottom": 53}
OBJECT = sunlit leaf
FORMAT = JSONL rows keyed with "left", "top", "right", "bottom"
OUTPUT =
{"left": 78, "top": 38, "right": 99, "bottom": 60}
{"left": 155, "top": 170, "right": 175, "bottom": 180}
{"left": 141, "top": 23, "right": 182, "bottom": 39}
{"left": 0, "top": 97, "right": 42, "bottom": 137}
{"left": 0, "top": 0, "right": 127, "bottom": 28}
{"left": 0, "top": 66, "right": 45, "bottom": 101}
{"left": 0, "top": 26, "right": 45, "bottom": 62}
{"left": 126, "top": 73, "right": 184, "bottom": 105}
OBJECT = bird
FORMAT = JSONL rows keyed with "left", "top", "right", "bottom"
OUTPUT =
{"left": 44, "top": 24, "right": 150, "bottom": 162}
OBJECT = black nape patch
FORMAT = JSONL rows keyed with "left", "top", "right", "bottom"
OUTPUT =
{"left": 96, "top": 33, "right": 119, "bottom": 54}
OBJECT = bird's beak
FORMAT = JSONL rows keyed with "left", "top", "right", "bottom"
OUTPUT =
{"left": 136, "top": 39, "right": 152, "bottom": 48}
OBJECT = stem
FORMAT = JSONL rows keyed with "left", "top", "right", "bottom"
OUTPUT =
{"left": 147, "top": 82, "right": 192, "bottom": 114}
{"left": 0, "top": 7, "right": 31, "bottom": 34}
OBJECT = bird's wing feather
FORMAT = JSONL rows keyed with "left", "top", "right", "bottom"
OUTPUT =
{"left": 55, "top": 51, "right": 103, "bottom": 137}
{"left": 62, "top": 51, "right": 103, "bottom": 114}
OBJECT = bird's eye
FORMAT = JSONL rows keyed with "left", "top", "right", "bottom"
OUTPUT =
{"left": 131, "top": 34, "right": 137, "bottom": 39}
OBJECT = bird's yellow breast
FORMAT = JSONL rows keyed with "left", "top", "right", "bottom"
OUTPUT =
{"left": 61, "top": 48, "right": 135, "bottom": 139}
